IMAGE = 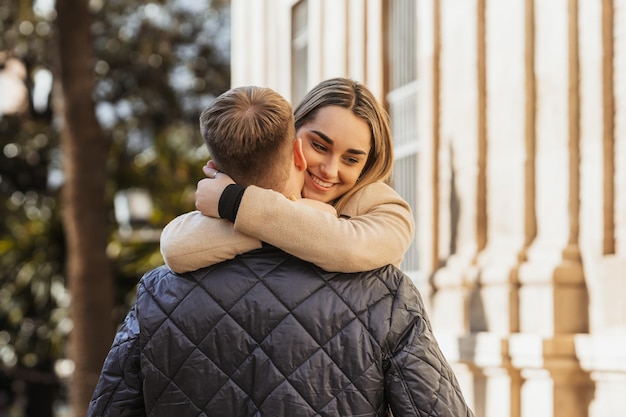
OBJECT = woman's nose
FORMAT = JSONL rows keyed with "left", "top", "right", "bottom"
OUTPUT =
{"left": 319, "top": 157, "right": 339, "bottom": 178}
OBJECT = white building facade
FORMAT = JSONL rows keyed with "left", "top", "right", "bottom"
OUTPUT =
{"left": 229, "top": 1, "right": 626, "bottom": 416}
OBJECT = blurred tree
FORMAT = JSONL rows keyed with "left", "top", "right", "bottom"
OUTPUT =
{"left": 0, "top": 0, "right": 230, "bottom": 415}
{"left": 54, "top": 1, "right": 115, "bottom": 415}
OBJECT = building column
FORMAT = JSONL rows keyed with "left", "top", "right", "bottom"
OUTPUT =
{"left": 517, "top": 0, "right": 588, "bottom": 337}
{"left": 510, "top": 335, "right": 594, "bottom": 417}
{"left": 429, "top": 0, "right": 480, "bottom": 335}
{"left": 513, "top": 1, "right": 591, "bottom": 416}
{"left": 576, "top": 334, "right": 626, "bottom": 415}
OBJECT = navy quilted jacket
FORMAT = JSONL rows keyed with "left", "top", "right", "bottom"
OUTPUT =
{"left": 88, "top": 247, "right": 474, "bottom": 417}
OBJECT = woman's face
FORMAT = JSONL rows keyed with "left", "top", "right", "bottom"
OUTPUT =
{"left": 297, "top": 105, "right": 372, "bottom": 203}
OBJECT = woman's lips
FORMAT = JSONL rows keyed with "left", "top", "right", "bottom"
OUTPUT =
{"left": 308, "top": 171, "right": 334, "bottom": 190}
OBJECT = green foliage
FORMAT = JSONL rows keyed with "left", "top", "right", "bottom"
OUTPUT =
{"left": 0, "top": 0, "right": 230, "bottom": 407}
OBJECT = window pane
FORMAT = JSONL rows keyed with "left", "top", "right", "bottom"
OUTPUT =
{"left": 291, "top": 0, "right": 308, "bottom": 105}
{"left": 386, "top": 0, "right": 419, "bottom": 272}
{"left": 394, "top": 155, "right": 419, "bottom": 271}
{"left": 387, "top": 0, "right": 417, "bottom": 89}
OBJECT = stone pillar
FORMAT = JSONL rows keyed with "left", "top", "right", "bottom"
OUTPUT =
{"left": 454, "top": 334, "right": 522, "bottom": 417}
{"left": 514, "top": 1, "right": 592, "bottom": 417}
{"left": 471, "top": 0, "right": 526, "bottom": 336}
{"left": 429, "top": 0, "right": 479, "bottom": 335}
{"left": 576, "top": 334, "right": 626, "bottom": 416}
{"left": 510, "top": 335, "right": 594, "bottom": 417}
{"left": 517, "top": 0, "right": 588, "bottom": 337}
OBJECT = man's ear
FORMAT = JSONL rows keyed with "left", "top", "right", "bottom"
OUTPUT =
{"left": 293, "top": 138, "right": 307, "bottom": 172}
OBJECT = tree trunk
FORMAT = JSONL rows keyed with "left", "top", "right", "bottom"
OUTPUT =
{"left": 54, "top": 0, "right": 114, "bottom": 415}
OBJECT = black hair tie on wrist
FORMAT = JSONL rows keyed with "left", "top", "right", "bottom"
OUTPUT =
{"left": 218, "top": 184, "right": 246, "bottom": 223}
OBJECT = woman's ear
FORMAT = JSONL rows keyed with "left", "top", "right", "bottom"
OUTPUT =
{"left": 293, "top": 138, "right": 307, "bottom": 172}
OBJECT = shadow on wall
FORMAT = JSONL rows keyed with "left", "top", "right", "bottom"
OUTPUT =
{"left": 428, "top": 142, "right": 460, "bottom": 304}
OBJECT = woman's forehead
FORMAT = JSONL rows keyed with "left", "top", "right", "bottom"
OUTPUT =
{"left": 298, "top": 106, "right": 372, "bottom": 150}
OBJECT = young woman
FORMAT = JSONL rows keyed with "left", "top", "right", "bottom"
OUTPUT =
{"left": 160, "top": 78, "right": 415, "bottom": 272}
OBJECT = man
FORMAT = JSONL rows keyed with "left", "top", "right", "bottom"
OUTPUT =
{"left": 87, "top": 86, "right": 474, "bottom": 416}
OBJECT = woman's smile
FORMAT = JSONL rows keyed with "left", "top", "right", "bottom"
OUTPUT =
{"left": 308, "top": 171, "right": 335, "bottom": 190}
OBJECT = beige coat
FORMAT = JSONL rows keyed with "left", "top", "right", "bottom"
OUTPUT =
{"left": 160, "top": 181, "right": 415, "bottom": 273}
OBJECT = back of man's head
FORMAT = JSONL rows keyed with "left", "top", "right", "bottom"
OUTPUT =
{"left": 199, "top": 86, "right": 295, "bottom": 190}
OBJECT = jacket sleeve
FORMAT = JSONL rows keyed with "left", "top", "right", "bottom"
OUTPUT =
{"left": 384, "top": 275, "right": 474, "bottom": 417}
{"left": 234, "top": 182, "right": 415, "bottom": 272}
{"left": 87, "top": 304, "right": 146, "bottom": 417}
{"left": 159, "top": 210, "right": 263, "bottom": 273}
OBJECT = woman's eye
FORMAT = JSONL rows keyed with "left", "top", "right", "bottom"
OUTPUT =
{"left": 344, "top": 157, "right": 360, "bottom": 165}
{"left": 312, "top": 141, "right": 326, "bottom": 151}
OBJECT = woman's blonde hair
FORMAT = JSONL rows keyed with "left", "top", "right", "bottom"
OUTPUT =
{"left": 293, "top": 78, "right": 394, "bottom": 212}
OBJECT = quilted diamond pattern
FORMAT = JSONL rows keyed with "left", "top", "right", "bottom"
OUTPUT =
{"left": 88, "top": 248, "right": 474, "bottom": 417}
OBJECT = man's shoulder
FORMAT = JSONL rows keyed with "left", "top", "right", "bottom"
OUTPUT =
{"left": 346, "top": 262, "right": 405, "bottom": 279}
{"left": 348, "top": 264, "right": 424, "bottom": 312}
{"left": 347, "top": 263, "right": 409, "bottom": 288}
{"left": 187, "top": 245, "right": 306, "bottom": 276}
{"left": 236, "top": 245, "right": 323, "bottom": 274}
{"left": 137, "top": 265, "right": 182, "bottom": 294}
{"left": 148, "top": 249, "right": 408, "bottom": 284}
{"left": 141, "top": 264, "right": 174, "bottom": 282}
{"left": 234, "top": 246, "right": 410, "bottom": 286}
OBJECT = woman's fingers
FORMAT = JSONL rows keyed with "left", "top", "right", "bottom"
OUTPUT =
{"left": 203, "top": 165, "right": 220, "bottom": 179}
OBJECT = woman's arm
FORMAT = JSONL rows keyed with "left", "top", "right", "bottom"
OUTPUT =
{"left": 294, "top": 197, "right": 338, "bottom": 215}
{"left": 160, "top": 177, "right": 335, "bottom": 272}
{"left": 234, "top": 181, "right": 415, "bottom": 272}
{"left": 160, "top": 211, "right": 262, "bottom": 273}
{"left": 161, "top": 180, "right": 413, "bottom": 273}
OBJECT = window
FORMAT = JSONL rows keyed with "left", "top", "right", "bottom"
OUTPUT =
{"left": 385, "top": 0, "right": 419, "bottom": 272}
{"left": 291, "top": 0, "right": 308, "bottom": 105}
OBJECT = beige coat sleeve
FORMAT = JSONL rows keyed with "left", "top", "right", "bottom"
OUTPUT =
{"left": 234, "top": 182, "right": 415, "bottom": 272}
{"left": 160, "top": 211, "right": 262, "bottom": 273}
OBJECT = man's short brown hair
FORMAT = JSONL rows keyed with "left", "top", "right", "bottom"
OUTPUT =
{"left": 199, "top": 86, "right": 295, "bottom": 190}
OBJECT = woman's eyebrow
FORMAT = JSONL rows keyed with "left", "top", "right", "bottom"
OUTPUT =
{"left": 311, "top": 130, "right": 368, "bottom": 155}
{"left": 311, "top": 129, "right": 334, "bottom": 145}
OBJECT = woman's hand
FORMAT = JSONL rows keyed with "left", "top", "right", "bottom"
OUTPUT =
{"left": 195, "top": 161, "right": 235, "bottom": 218}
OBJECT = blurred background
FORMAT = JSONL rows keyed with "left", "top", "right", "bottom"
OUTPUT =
{"left": 0, "top": 0, "right": 230, "bottom": 415}
{"left": 1, "top": 0, "right": 626, "bottom": 417}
